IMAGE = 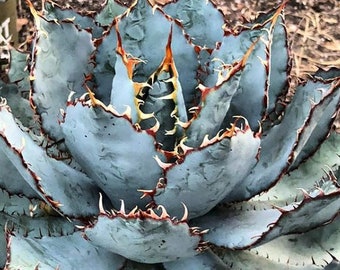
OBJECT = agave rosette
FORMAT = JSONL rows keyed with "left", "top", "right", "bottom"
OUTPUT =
{"left": 0, "top": 0, "right": 339, "bottom": 269}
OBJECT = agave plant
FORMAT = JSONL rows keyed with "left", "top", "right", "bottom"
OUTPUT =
{"left": 0, "top": 0, "right": 339, "bottom": 269}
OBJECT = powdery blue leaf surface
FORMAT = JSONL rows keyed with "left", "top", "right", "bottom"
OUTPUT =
{"left": 213, "top": 247, "right": 322, "bottom": 270}
{"left": 227, "top": 79, "right": 340, "bottom": 202}
{"left": 258, "top": 131, "right": 340, "bottom": 205}
{"left": 92, "top": 28, "right": 118, "bottom": 104}
{"left": 117, "top": 0, "right": 199, "bottom": 107}
{"left": 95, "top": 0, "right": 127, "bottom": 26}
{"left": 162, "top": 0, "right": 224, "bottom": 48}
{"left": 43, "top": 0, "right": 104, "bottom": 38}
{"left": 249, "top": 216, "right": 340, "bottom": 269}
{"left": 0, "top": 105, "right": 101, "bottom": 217}
{"left": 154, "top": 127, "right": 260, "bottom": 219}
{"left": 83, "top": 207, "right": 203, "bottom": 264}
{"left": 8, "top": 49, "right": 30, "bottom": 92}
{"left": 193, "top": 187, "right": 339, "bottom": 249}
{"left": 31, "top": 14, "right": 95, "bottom": 140}
{"left": 6, "top": 232, "right": 125, "bottom": 270}
{"left": 163, "top": 249, "right": 228, "bottom": 270}
{"left": 61, "top": 100, "right": 165, "bottom": 210}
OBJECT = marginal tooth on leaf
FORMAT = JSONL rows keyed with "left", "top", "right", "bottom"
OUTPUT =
{"left": 297, "top": 188, "right": 312, "bottom": 199}
{"left": 75, "top": 225, "right": 85, "bottom": 230}
{"left": 180, "top": 202, "right": 189, "bottom": 222}
{"left": 199, "top": 134, "right": 212, "bottom": 148}
{"left": 128, "top": 206, "right": 138, "bottom": 217}
{"left": 175, "top": 138, "right": 193, "bottom": 155}
{"left": 147, "top": 208, "right": 159, "bottom": 219}
{"left": 199, "top": 229, "right": 210, "bottom": 234}
{"left": 154, "top": 155, "right": 173, "bottom": 170}
{"left": 137, "top": 189, "right": 155, "bottom": 199}
{"left": 98, "top": 193, "right": 105, "bottom": 214}
{"left": 67, "top": 91, "right": 76, "bottom": 103}
{"left": 110, "top": 209, "right": 117, "bottom": 217}
{"left": 157, "top": 205, "right": 170, "bottom": 219}
{"left": 119, "top": 200, "right": 126, "bottom": 215}
{"left": 165, "top": 127, "right": 177, "bottom": 136}
{"left": 271, "top": 204, "right": 288, "bottom": 213}
{"left": 315, "top": 187, "right": 325, "bottom": 196}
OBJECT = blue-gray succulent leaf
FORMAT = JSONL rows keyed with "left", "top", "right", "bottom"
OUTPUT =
{"left": 212, "top": 246, "right": 323, "bottom": 270}
{"left": 259, "top": 131, "right": 340, "bottom": 205}
{"left": 31, "top": 13, "right": 95, "bottom": 140}
{"left": 162, "top": 0, "right": 225, "bottom": 48}
{"left": 289, "top": 79, "right": 340, "bottom": 170}
{"left": 248, "top": 216, "right": 340, "bottom": 269}
{"left": 117, "top": 0, "right": 199, "bottom": 108}
{"left": 0, "top": 105, "right": 101, "bottom": 217}
{"left": 312, "top": 67, "right": 340, "bottom": 81}
{"left": 43, "top": 0, "right": 104, "bottom": 38}
{"left": 0, "top": 189, "right": 76, "bottom": 238}
{"left": 193, "top": 182, "right": 339, "bottom": 249}
{"left": 83, "top": 203, "right": 205, "bottom": 264}
{"left": 61, "top": 99, "right": 165, "bottom": 210}
{"left": 92, "top": 28, "right": 118, "bottom": 104}
{"left": 8, "top": 49, "right": 30, "bottom": 92}
{"left": 95, "top": 0, "right": 128, "bottom": 26}
{"left": 154, "top": 126, "right": 260, "bottom": 219}
{"left": 226, "top": 78, "right": 340, "bottom": 202}
{"left": 5, "top": 231, "right": 126, "bottom": 270}
{"left": 0, "top": 81, "right": 37, "bottom": 134}
{"left": 138, "top": 30, "right": 188, "bottom": 151}
{"left": 163, "top": 249, "right": 228, "bottom": 270}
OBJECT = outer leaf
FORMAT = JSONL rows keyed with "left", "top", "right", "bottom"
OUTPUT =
{"left": 163, "top": 249, "right": 228, "bottom": 270}
{"left": 6, "top": 231, "right": 126, "bottom": 269}
{"left": 0, "top": 105, "right": 101, "bottom": 216}
{"left": 193, "top": 187, "right": 339, "bottom": 249}
{"left": 249, "top": 216, "right": 340, "bottom": 268}
{"left": 154, "top": 127, "right": 260, "bottom": 219}
{"left": 43, "top": 0, "right": 104, "bottom": 38}
{"left": 258, "top": 131, "right": 340, "bottom": 205}
{"left": 162, "top": 0, "right": 224, "bottom": 48}
{"left": 61, "top": 101, "right": 165, "bottom": 210}
{"left": 95, "top": 0, "right": 128, "bottom": 26}
{"left": 31, "top": 14, "right": 94, "bottom": 140}
{"left": 83, "top": 210, "right": 202, "bottom": 264}
{"left": 212, "top": 247, "right": 321, "bottom": 270}
{"left": 227, "top": 79, "right": 340, "bottom": 202}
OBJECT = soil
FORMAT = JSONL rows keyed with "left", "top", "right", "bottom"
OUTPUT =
{"left": 14, "top": 0, "right": 340, "bottom": 84}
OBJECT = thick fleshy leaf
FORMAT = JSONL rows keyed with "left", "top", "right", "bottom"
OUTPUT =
{"left": 61, "top": 100, "right": 165, "bottom": 210}
{"left": 227, "top": 79, "right": 340, "bottom": 202}
{"left": 95, "top": 0, "right": 128, "bottom": 26}
{"left": 0, "top": 105, "right": 101, "bottom": 216}
{"left": 154, "top": 127, "right": 260, "bottom": 219}
{"left": 117, "top": 0, "right": 199, "bottom": 107}
{"left": 0, "top": 81, "right": 37, "bottom": 136}
{"left": 258, "top": 131, "right": 340, "bottom": 205}
{"left": 43, "top": 0, "right": 104, "bottom": 38}
{"left": 212, "top": 246, "right": 322, "bottom": 270}
{"left": 162, "top": 0, "right": 224, "bottom": 48}
{"left": 92, "top": 28, "right": 118, "bottom": 104}
{"left": 0, "top": 190, "right": 76, "bottom": 238}
{"left": 163, "top": 249, "right": 228, "bottom": 270}
{"left": 30, "top": 11, "right": 95, "bottom": 140}
{"left": 6, "top": 231, "right": 126, "bottom": 269}
{"left": 138, "top": 30, "right": 188, "bottom": 151}
{"left": 249, "top": 216, "right": 340, "bottom": 268}
{"left": 8, "top": 49, "right": 30, "bottom": 92}
{"left": 193, "top": 185, "right": 339, "bottom": 249}
{"left": 184, "top": 73, "right": 241, "bottom": 147}
{"left": 83, "top": 205, "right": 203, "bottom": 264}
{"left": 289, "top": 80, "right": 340, "bottom": 169}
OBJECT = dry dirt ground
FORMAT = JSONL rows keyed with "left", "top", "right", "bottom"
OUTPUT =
{"left": 16, "top": 0, "right": 340, "bottom": 84}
